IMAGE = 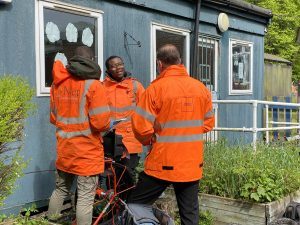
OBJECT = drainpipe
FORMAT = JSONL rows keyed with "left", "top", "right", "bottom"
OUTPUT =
{"left": 191, "top": 0, "right": 201, "bottom": 76}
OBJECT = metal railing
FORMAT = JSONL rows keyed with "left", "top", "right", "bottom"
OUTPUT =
{"left": 212, "top": 100, "right": 300, "bottom": 150}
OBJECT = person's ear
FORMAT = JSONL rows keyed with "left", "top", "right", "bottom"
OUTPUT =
{"left": 157, "top": 60, "right": 162, "bottom": 71}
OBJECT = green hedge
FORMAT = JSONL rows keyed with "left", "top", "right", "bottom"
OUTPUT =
{"left": 200, "top": 140, "right": 300, "bottom": 203}
{"left": 0, "top": 75, "right": 35, "bottom": 207}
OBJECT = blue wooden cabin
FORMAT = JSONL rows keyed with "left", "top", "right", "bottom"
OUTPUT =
{"left": 0, "top": 0, "right": 271, "bottom": 214}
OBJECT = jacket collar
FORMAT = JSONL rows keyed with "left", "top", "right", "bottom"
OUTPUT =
{"left": 156, "top": 64, "right": 189, "bottom": 80}
{"left": 104, "top": 71, "right": 132, "bottom": 84}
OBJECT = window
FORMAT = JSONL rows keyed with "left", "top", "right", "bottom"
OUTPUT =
{"left": 151, "top": 23, "right": 190, "bottom": 81}
{"left": 35, "top": 1, "right": 103, "bottom": 96}
{"left": 229, "top": 39, "right": 253, "bottom": 95}
{"left": 196, "top": 36, "right": 219, "bottom": 92}
{"left": 197, "top": 35, "right": 219, "bottom": 142}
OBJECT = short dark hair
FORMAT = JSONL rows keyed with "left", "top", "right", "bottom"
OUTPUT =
{"left": 105, "top": 56, "right": 123, "bottom": 70}
{"left": 74, "top": 46, "right": 94, "bottom": 60}
{"left": 156, "top": 44, "right": 181, "bottom": 65}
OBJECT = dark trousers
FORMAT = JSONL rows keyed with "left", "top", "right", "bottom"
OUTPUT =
{"left": 127, "top": 171, "right": 200, "bottom": 225}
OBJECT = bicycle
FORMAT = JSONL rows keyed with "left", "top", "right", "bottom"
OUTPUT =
{"left": 71, "top": 157, "right": 135, "bottom": 225}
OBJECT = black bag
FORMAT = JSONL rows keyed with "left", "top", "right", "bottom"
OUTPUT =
{"left": 103, "top": 130, "right": 124, "bottom": 160}
{"left": 121, "top": 203, "right": 175, "bottom": 225}
{"left": 283, "top": 201, "right": 300, "bottom": 222}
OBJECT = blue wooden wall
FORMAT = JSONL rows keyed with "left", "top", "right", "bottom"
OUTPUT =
{"left": 0, "top": 0, "right": 268, "bottom": 213}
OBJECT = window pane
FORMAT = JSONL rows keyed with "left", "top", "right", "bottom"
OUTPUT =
{"left": 156, "top": 30, "right": 186, "bottom": 66}
{"left": 43, "top": 8, "right": 97, "bottom": 87}
{"left": 232, "top": 43, "right": 251, "bottom": 91}
{"left": 197, "top": 37, "right": 216, "bottom": 91}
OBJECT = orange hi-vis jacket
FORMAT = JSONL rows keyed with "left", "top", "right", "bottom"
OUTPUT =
{"left": 103, "top": 75, "right": 144, "bottom": 154}
{"left": 50, "top": 61, "right": 110, "bottom": 176}
{"left": 131, "top": 65, "right": 215, "bottom": 182}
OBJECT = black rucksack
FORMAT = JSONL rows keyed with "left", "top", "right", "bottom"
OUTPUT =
{"left": 121, "top": 203, "right": 175, "bottom": 225}
{"left": 283, "top": 201, "right": 300, "bottom": 222}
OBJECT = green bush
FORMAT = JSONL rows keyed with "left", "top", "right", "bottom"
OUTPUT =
{"left": 0, "top": 75, "right": 35, "bottom": 207}
{"left": 200, "top": 140, "right": 300, "bottom": 203}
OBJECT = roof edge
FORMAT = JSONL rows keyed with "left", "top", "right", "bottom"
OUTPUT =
{"left": 203, "top": 0, "right": 272, "bottom": 20}
{"left": 264, "top": 53, "right": 292, "bottom": 65}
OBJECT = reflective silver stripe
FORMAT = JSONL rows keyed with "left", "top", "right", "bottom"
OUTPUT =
{"left": 110, "top": 105, "right": 135, "bottom": 113}
{"left": 57, "top": 115, "right": 87, "bottom": 124}
{"left": 110, "top": 116, "right": 131, "bottom": 122}
{"left": 157, "top": 134, "right": 203, "bottom": 143}
{"left": 80, "top": 80, "right": 93, "bottom": 117}
{"left": 57, "top": 128, "right": 92, "bottom": 139}
{"left": 56, "top": 80, "right": 93, "bottom": 125}
{"left": 135, "top": 106, "right": 155, "bottom": 123}
{"left": 89, "top": 105, "right": 110, "bottom": 116}
{"left": 205, "top": 110, "right": 214, "bottom": 119}
{"left": 161, "top": 120, "right": 203, "bottom": 129}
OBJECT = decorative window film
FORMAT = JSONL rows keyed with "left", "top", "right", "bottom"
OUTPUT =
{"left": 36, "top": 1, "right": 103, "bottom": 96}
{"left": 151, "top": 23, "right": 190, "bottom": 81}
{"left": 229, "top": 39, "right": 253, "bottom": 95}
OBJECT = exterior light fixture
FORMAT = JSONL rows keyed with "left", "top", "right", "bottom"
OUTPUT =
{"left": 217, "top": 13, "right": 229, "bottom": 33}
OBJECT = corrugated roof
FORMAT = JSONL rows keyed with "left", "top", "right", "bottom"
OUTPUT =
{"left": 264, "top": 53, "right": 292, "bottom": 64}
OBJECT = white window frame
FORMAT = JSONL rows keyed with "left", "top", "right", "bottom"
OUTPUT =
{"left": 229, "top": 39, "right": 253, "bottom": 95}
{"left": 35, "top": 0, "right": 104, "bottom": 96}
{"left": 150, "top": 22, "right": 190, "bottom": 81}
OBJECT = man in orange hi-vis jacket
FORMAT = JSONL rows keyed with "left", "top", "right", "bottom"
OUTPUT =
{"left": 102, "top": 56, "right": 144, "bottom": 182}
{"left": 48, "top": 46, "right": 110, "bottom": 225}
{"left": 128, "top": 44, "right": 215, "bottom": 225}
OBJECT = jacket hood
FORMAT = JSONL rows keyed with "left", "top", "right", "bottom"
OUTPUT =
{"left": 67, "top": 56, "right": 102, "bottom": 80}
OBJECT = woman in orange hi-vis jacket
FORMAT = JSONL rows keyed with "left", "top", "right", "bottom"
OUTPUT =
{"left": 102, "top": 55, "right": 145, "bottom": 183}
{"left": 128, "top": 44, "right": 215, "bottom": 225}
{"left": 48, "top": 46, "right": 110, "bottom": 225}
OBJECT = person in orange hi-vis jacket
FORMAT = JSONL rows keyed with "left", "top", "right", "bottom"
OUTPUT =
{"left": 48, "top": 46, "right": 110, "bottom": 225}
{"left": 102, "top": 55, "right": 145, "bottom": 184}
{"left": 127, "top": 44, "right": 215, "bottom": 225}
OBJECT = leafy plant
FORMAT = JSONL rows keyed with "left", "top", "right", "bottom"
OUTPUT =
{"left": 174, "top": 210, "right": 213, "bottom": 225}
{"left": 200, "top": 139, "right": 300, "bottom": 203}
{"left": 199, "top": 210, "right": 214, "bottom": 225}
{"left": 0, "top": 214, "right": 7, "bottom": 222}
{"left": 0, "top": 75, "right": 35, "bottom": 207}
{"left": 0, "top": 204, "right": 50, "bottom": 225}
